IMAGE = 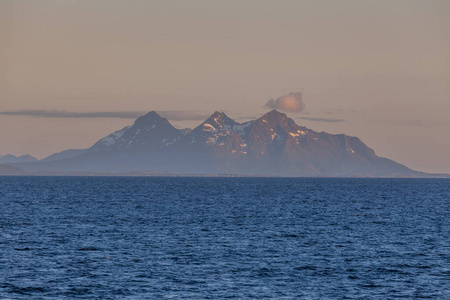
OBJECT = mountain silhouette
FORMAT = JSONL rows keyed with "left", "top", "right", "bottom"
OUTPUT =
{"left": 12, "top": 110, "right": 433, "bottom": 177}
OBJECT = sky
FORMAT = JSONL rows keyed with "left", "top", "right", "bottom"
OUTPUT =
{"left": 1, "top": 0, "right": 449, "bottom": 173}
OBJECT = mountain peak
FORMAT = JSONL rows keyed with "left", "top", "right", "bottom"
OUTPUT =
{"left": 256, "top": 110, "right": 290, "bottom": 126}
{"left": 264, "top": 110, "right": 287, "bottom": 119}
{"left": 212, "top": 111, "right": 224, "bottom": 116}
{"left": 208, "top": 111, "right": 227, "bottom": 120}
{"left": 137, "top": 111, "right": 161, "bottom": 120}
{"left": 202, "top": 111, "right": 237, "bottom": 130}
{"left": 89, "top": 110, "right": 181, "bottom": 152}
{"left": 133, "top": 111, "right": 169, "bottom": 128}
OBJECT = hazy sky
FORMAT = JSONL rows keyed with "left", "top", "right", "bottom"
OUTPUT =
{"left": 1, "top": 0, "right": 449, "bottom": 173}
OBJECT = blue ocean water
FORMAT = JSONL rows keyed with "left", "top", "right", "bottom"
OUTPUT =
{"left": 0, "top": 177, "right": 449, "bottom": 299}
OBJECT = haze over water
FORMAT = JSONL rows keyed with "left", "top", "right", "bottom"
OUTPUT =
{"left": 1, "top": 177, "right": 449, "bottom": 299}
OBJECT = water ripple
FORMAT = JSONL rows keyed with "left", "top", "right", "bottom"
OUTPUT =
{"left": 0, "top": 177, "right": 449, "bottom": 299}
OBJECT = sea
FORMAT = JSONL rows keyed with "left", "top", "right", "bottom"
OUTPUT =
{"left": 0, "top": 176, "right": 449, "bottom": 299}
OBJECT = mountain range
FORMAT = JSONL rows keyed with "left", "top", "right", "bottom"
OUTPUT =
{"left": 0, "top": 154, "right": 37, "bottom": 164}
{"left": 4, "top": 110, "right": 441, "bottom": 177}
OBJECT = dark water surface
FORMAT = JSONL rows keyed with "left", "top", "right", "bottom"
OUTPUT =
{"left": 0, "top": 177, "right": 449, "bottom": 299}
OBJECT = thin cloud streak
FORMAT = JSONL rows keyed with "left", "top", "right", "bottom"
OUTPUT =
{"left": 0, "top": 110, "right": 144, "bottom": 119}
{"left": 299, "top": 116, "right": 346, "bottom": 123}
{"left": 0, "top": 110, "right": 209, "bottom": 121}
{"left": 372, "top": 119, "right": 426, "bottom": 127}
{"left": 157, "top": 111, "right": 210, "bottom": 121}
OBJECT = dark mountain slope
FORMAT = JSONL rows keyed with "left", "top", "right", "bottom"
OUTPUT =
{"left": 14, "top": 110, "right": 433, "bottom": 177}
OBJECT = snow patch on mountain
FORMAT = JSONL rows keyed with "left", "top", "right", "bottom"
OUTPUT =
{"left": 233, "top": 121, "right": 254, "bottom": 136}
{"left": 99, "top": 126, "right": 131, "bottom": 146}
{"left": 203, "top": 124, "right": 216, "bottom": 132}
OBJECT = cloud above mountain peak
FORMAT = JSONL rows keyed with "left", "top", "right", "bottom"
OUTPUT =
{"left": 265, "top": 92, "right": 305, "bottom": 113}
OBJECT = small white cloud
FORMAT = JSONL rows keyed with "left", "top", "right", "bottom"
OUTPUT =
{"left": 265, "top": 92, "right": 305, "bottom": 113}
